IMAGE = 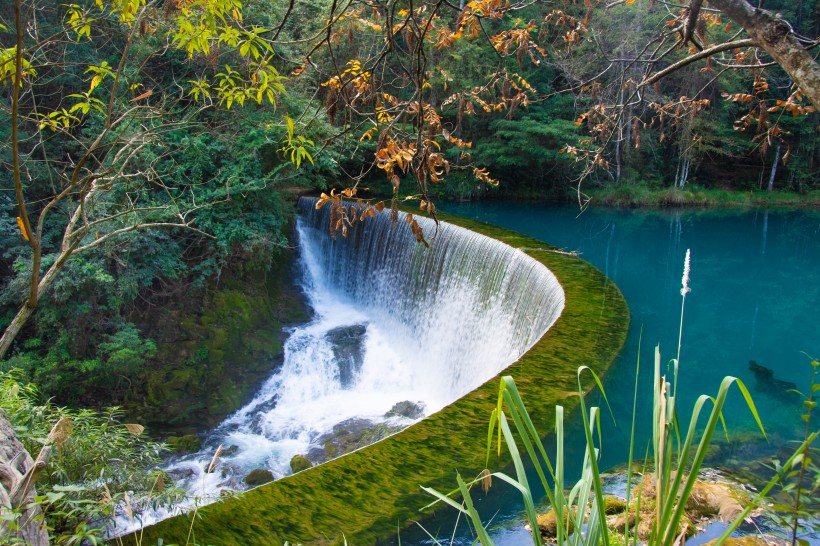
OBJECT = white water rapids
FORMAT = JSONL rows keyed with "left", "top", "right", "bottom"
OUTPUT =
{"left": 113, "top": 198, "right": 565, "bottom": 534}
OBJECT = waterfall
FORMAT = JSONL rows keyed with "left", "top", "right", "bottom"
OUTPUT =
{"left": 112, "top": 197, "right": 564, "bottom": 534}
{"left": 298, "top": 197, "right": 565, "bottom": 401}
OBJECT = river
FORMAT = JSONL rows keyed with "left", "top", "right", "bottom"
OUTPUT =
{"left": 405, "top": 202, "right": 820, "bottom": 545}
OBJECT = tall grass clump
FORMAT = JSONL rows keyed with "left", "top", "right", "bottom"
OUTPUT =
{"left": 423, "top": 249, "right": 814, "bottom": 546}
{"left": 0, "top": 370, "right": 182, "bottom": 546}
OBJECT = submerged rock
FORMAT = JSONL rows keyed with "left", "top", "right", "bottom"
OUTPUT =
{"left": 325, "top": 324, "right": 368, "bottom": 387}
{"left": 705, "top": 536, "right": 790, "bottom": 546}
{"left": 244, "top": 468, "right": 274, "bottom": 486}
{"left": 385, "top": 400, "right": 425, "bottom": 419}
{"left": 748, "top": 360, "right": 800, "bottom": 401}
{"left": 290, "top": 454, "right": 312, "bottom": 473}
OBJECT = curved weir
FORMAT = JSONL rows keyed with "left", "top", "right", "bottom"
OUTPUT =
{"left": 136, "top": 202, "right": 629, "bottom": 546}
{"left": 297, "top": 197, "right": 565, "bottom": 405}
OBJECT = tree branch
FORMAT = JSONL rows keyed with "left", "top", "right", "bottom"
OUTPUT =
{"left": 638, "top": 38, "right": 755, "bottom": 88}
{"left": 708, "top": 0, "right": 820, "bottom": 109}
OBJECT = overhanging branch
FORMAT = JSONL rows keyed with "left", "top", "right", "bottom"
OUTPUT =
{"left": 638, "top": 38, "right": 755, "bottom": 88}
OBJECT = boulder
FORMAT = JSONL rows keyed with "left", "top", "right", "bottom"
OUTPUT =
{"left": 325, "top": 324, "right": 367, "bottom": 387}
{"left": 244, "top": 468, "right": 274, "bottom": 486}
{"left": 306, "top": 418, "right": 402, "bottom": 464}
{"left": 290, "top": 454, "right": 313, "bottom": 473}
{"left": 385, "top": 400, "right": 426, "bottom": 420}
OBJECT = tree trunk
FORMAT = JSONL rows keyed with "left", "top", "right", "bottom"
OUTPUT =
{"left": 0, "top": 245, "right": 76, "bottom": 361}
{"left": 709, "top": 0, "right": 820, "bottom": 110}
{"left": 0, "top": 410, "right": 50, "bottom": 546}
{"left": 0, "top": 304, "right": 35, "bottom": 361}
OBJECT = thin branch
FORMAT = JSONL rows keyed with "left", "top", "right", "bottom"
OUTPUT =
{"left": 75, "top": 222, "right": 214, "bottom": 254}
{"left": 639, "top": 38, "right": 755, "bottom": 88}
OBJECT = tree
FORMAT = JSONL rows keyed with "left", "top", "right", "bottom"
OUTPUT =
{"left": 2, "top": 0, "right": 817, "bottom": 359}
{"left": 0, "top": 0, "right": 293, "bottom": 359}
{"left": 286, "top": 0, "right": 816, "bottom": 207}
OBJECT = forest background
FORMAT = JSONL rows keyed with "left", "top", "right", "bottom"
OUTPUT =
{"left": 0, "top": 0, "right": 817, "bottom": 435}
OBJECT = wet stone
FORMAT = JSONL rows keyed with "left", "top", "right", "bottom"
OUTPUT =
{"left": 324, "top": 324, "right": 368, "bottom": 388}
{"left": 290, "top": 454, "right": 312, "bottom": 473}
{"left": 166, "top": 434, "right": 202, "bottom": 453}
{"left": 385, "top": 400, "right": 426, "bottom": 420}
{"left": 306, "top": 417, "right": 402, "bottom": 465}
{"left": 244, "top": 468, "right": 275, "bottom": 486}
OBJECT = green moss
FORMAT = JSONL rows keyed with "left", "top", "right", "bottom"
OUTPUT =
{"left": 290, "top": 455, "right": 312, "bottom": 473}
{"left": 536, "top": 507, "right": 576, "bottom": 538}
{"left": 136, "top": 210, "right": 630, "bottom": 546}
{"left": 126, "top": 232, "right": 310, "bottom": 431}
{"left": 604, "top": 495, "right": 627, "bottom": 515}
{"left": 244, "top": 469, "right": 275, "bottom": 487}
{"left": 166, "top": 434, "right": 202, "bottom": 453}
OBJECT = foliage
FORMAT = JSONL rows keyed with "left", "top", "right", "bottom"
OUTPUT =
{"left": 423, "top": 349, "right": 771, "bottom": 546}
{"left": 0, "top": 0, "right": 328, "bottom": 361}
{"left": 278, "top": 0, "right": 818, "bottom": 206}
{"left": 0, "top": 370, "right": 180, "bottom": 545}
{"left": 764, "top": 357, "right": 820, "bottom": 545}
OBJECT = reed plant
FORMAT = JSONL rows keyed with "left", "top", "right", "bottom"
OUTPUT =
{"left": 422, "top": 249, "right": 809, "bottom": 546}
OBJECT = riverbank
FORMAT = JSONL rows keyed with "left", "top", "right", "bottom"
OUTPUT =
{"left": 355, "top": 180, "right": 820, "bottom": 211}
{"left": 582, "top": 186, "right": 820, "bottom": 209}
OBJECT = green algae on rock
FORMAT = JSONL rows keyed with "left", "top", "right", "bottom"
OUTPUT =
{"left": 166, "top": 434, "right": 202, "bottom": 454}
{"left": 289, "top": 455, "right": 312, "bottom": 474}
{"left": 134, "top": 209, "right": 629, "bottom": 546}
{"left": 127, "top": 237, "right": 310, "bottom": 432}
{"left": 244, "top": 469, "right": 275, "bottom": 487}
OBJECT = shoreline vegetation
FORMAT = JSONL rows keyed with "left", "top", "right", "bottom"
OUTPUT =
{"left": 359, "top": 178, "right": 820, "bottom": 210}
{"left": 582, "top": 186, "right": 820, "bottom": 209}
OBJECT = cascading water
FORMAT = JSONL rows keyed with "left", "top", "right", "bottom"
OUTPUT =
{"left": 114, "top": 197, "right": 564, "bottom": 534}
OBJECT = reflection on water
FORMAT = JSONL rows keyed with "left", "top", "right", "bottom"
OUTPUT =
{"left": 407, "top": 203, "right": 820, "bottom": 546}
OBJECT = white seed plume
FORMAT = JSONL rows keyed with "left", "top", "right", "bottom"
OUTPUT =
{"left": 680, "top": 248, "right": 691, "bottom": 296}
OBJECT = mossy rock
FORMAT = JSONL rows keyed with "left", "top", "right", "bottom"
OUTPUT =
{"left": 604, "top": 495, "right": 627, "bottom": 515}
{"left": 290, "top": 455, "right": 312, "bottom": 473}
{"left": 613, "top": 474, "right": 745, "bottom": 541}
{"left": 136, "top": 206, "right": 630, "bottom": 546}
{"left": 686, "top": 480, "right": 744, "bottom": 521}
{"left": 306, "top": 419, "right": 403, "bottom": 464}
{"left": 385, "top": 401, "right": 425, "bottom": 419}
{"left": 244, "top": 469, "right": 275, "bottom": 487}
{"left": 536, "top": 507, "right": 576, "bottom": 538}
{"left": 166, "top": 434, "right": 202, "bottom": 453}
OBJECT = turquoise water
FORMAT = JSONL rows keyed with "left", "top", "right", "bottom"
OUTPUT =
{"left": 408, "top": 203, "right": 820, "bottom": 544}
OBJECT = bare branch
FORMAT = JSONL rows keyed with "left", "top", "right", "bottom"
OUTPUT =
{"left": 638, "top": 39, "right": 755, "bottom": 88}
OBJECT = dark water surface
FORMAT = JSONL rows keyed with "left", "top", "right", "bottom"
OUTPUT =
{"left": 405, "top": 203, "right": 820, "bottom": 545}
